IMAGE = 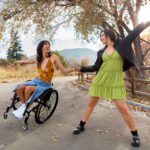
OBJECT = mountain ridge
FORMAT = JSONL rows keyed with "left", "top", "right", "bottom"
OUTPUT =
{"left": 59, "top": 48, "right": 97, "bottom": 65}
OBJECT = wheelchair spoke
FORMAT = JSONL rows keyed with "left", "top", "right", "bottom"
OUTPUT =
{"left": 39, "top": 98, "right": 56, "bottom": 121}
{"left": 50, "top": 93, "right": 56, "bottom": 99}
{"left": 46, "top": 99, "right": 55, "bottom": 107}
{"left": 39, "top": 106, "right": 50, "bottom": 121}
{"left": 35, "top": 89, "right": 58, "bottom": 124}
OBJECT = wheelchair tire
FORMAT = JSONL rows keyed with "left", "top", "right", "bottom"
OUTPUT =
{"left": 3, "top": 112, "right": 8, "bottom": 119}
{"left": 35, "top": 89, "right": 58, "bottom": 124}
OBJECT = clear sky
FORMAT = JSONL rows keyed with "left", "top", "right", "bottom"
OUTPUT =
{"left": 0, "top": 3, "right": 150, "bottom": 58}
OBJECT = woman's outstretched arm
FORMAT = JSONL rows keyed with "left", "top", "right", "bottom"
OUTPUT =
{"left": 126, "top": 20, "right": 150, "bottom": 44}
{"left": 79, "top": 50, "right": 101, "bottom": 72}
{"left": 13, "top": 57, "right": 37, "bottom": 65}
{"left": 54, "top": 54, "right": 74, "bottom": 73}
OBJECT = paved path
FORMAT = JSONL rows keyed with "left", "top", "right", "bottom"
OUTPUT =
{"left": 0, "top": 76, "right": 150, "bottom": 150}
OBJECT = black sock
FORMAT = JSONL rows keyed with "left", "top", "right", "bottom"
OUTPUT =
{"left": 131, "top": 130, "right": 138, "bottom": 136}
{"left": 80, "top": 120, "right": 86, "bottom": 127}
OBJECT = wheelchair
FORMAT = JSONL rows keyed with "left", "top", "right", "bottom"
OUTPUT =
{"left": 3, "top": 87, "right": 59, "bottom": 130}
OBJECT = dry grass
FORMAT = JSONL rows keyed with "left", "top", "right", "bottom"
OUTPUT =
{"left": 0, "top": 64, "right": 37, "bottom": 79}
{"left": 0, "top": 64, "right": 75, "bottom": 82}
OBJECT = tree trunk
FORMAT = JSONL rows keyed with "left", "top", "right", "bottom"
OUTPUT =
{"left": 131, "top": 13, "right": 147, "bottom": 91}
{"left": 134, "top": 37, "right": 143, "bottom": 65}
{"left": 134, "top": 37, "right": 146, "bottom": 91}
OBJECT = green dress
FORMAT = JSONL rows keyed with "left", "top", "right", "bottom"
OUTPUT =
{"left": 89, "top": 49, "right": 126, "bottom": 100}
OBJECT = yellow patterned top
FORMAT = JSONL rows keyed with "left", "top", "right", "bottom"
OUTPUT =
{"left": 37, "top": 58, "right": 54, "bottom": 82}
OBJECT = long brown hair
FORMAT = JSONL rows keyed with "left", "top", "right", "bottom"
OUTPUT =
{"left": 37, "top": 40, "right": 52, "bottom": 64}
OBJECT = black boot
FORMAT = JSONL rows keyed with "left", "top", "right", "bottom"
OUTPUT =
{"left": 131, "top": 130, "right": 140, "bottom": 147}
{"left": 131, "top": 135, "right": 140, "bottom": 147}
{"left": 73, "top": 120, "right": 86, "bottom": 135}
{"left": 73, "top": 124, "right": 85, "bottom": 135}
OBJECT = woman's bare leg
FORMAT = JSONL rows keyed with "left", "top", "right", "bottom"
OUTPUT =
{"left": 13, "top": 85, "right": 37, "bottom": 119}
{"left": 24, "top": 86, "right": 37, "bottom": 103}
{"left": 112, "top": 99, "right": 136, "bottom": 131}
{"left": 82, "top": 96, "right": 99, "bottom": 122}
{"left": 112, "top": 99, "right": 140, "bottom": 147}
{"left": 16, "top": 85, "right": 27, "bottom": 104}
{"left": 73, "top": 96, "right": 99, "bottom": 134}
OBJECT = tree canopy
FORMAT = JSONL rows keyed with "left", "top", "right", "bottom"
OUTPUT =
{"left": 1, "top": 0, "right": 149, "bottom": 37}
{"left": 0, "top": 0, "right": 150, "bottom": 65}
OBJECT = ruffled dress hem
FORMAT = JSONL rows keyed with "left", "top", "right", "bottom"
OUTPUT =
{"left": 89, "top": 85, "right": 126, "bottom": 100}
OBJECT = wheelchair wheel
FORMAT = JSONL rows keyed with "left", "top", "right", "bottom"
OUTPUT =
{"left": 35, "top": 89, "right": 58, "bottom": 124}
{"left": 12, "top": 93, "right": 22, "bottom": 110}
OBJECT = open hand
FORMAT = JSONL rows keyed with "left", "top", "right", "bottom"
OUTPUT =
{"left": 11, "top": 61, "right": 20, "bottom": 66}
{"left": 11, "top": 61, "right": 17, "bottom": 66}
{"left": 75, "top": 67, "right": 81, "bottom": 72}
{"left": 11, "top": 62, "right": 16, "bottom": 66}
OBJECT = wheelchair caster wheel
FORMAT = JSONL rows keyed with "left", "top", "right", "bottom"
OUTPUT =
{"left": 3, "top": 112, "right": 8, "bottom": 119}
{"left": 22, "top": 124, "right": 28, "bottom": 131}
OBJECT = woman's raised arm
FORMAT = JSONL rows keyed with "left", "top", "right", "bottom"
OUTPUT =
{"left": 126, "top": 20, "right": 150, "bottom": 44}
{"left": 53, "top": 54, "right": 74, "bottom": 73}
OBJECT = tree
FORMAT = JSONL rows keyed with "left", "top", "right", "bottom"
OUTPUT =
{"left": 52, "top": 50, "right": 68, "bottom": 69}
{"left": 67, "top": 58, "right": 79, "bottom": 67}
{"left": 141, "top": 30, "right": 150, "bottom": 64}
{"left": 80, "top": 58, "right": 90, "bottom": 66}
{"left": 0, "top": 58, "right": 10, "bottom": 66}
{"left": 7, "top": 30, "right": 24, "bottom": 62}
{"left": 56, "top": 0, "right": 149, "bottom": 66}
{"left": 1, "top": 0, "right": 150, "bottom": 66}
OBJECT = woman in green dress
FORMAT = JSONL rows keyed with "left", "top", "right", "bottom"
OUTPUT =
{"left": 72, "top": 21, "right": 150, "bottom": 147}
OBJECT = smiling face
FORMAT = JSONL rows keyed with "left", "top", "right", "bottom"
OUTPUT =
{"left": 42, "top": 42, "right": 50, "bottom": 54}
{"left": 100, "top": 30, "right": 116, "bottom": 45}
{"left": 100, "top": 32, "right": 109, "bottom": 44}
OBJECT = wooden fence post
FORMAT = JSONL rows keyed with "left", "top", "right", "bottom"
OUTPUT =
{"left": 81, "top": 73, "right": 83, "bottom": 82}
{"left": 131, "top": 68, "right": 135, "bottom": 98}
{"left": 86, "top": 73, "right": 88, "bottom": 80}
{"left": 78, "top": 72, "right": 80, "bottom": 80}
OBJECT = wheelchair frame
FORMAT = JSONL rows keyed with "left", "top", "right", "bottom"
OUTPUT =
{"left": 4, "top": 88, "right": 59, "bottom": 130}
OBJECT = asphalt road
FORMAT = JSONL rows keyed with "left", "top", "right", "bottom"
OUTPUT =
{"left": 0, "top": 76, "right": 150, "bottom": 150}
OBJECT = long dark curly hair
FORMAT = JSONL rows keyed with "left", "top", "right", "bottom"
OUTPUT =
{"left": 37, "top": 40, "right": 52, "bottom": 64}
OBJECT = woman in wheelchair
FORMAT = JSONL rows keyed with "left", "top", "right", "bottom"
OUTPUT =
{"left": 12, "top": 40, "right": 75, "bottom": 120}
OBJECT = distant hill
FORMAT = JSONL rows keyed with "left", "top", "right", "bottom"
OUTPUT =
{"left": 59, "top": 48, "right": 97, "bottom": 65}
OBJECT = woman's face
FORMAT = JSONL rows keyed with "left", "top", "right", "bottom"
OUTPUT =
{"left": 100, "top": 32, "right": 109, "bottom": 44}
{"left": 42, "top": 42, "right": 50, "bottom": 54}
